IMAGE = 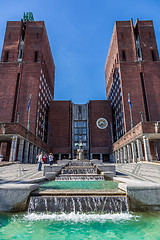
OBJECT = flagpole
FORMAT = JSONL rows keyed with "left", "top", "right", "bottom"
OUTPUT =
{"left": 25, "top": 94, "right": 31, "bottom": 164}
{"left": 128, "top": 93, "right": 137, "bottom": 163}
{"left": 35, "top": 106, "right": 40, "bottom": 162}
{"left": 115, "top": 112, "right": 120, "bottom": 163}
{"left": 42, "top": 112, "right": 46, "bottom": 152}
{"left": 121, "top": 104, "right": 127, "bottom": 163}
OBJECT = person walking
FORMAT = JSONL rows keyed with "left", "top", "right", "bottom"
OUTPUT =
{"left": 38, "top": 152, "right": 43, "bottom": 171}
{"left": 49, "top": 153, "right": 53, "bottom": 165}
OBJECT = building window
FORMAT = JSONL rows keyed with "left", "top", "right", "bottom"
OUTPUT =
{"left": 151, "top": 50, "right": 156, "bottom": 61}
{"left": 74, "top": 120, "right": 87, "bottom": 144}
{"left": 122, "top": 50, "right": 126, "bottom": 61}
{"left": 75, "top": 129, "right": 78, "bottom": 134}
{"left": 75, "top": 135, "right": 78, "bottom": 141}
{"left": 34, "top": 51, "right": 38, "bottom": 62}
{"left": 4, "top": 51, "right": 9, "bottom": 62}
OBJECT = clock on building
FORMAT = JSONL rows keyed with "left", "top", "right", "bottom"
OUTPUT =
{"left": 96, "top": 118, "right": 108, "bottom": 129}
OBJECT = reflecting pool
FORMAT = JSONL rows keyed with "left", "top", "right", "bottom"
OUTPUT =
{"left": 40, "top": 180, "right": 118, "bottom": 190}
{"left": 0, "top": 212, "right": 160, "bottom": 240}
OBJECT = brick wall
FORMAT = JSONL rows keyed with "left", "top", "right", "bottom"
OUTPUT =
{"left": 48, "top": 101, "right": 72, "bottom": 154}
{"left": 0, "top": 20, "right": 55, "bottom": 138}
{"left": 89, "top": 100, "right": 113, "bottom": 154}
{"left": 105, "top": 19, "right": 160, "bottom": 135}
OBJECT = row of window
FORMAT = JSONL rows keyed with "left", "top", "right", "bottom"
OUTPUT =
{"left": 37, "top": 70, "right": 52, "bottom": 139}
{"left": 108, "top": 68, "right": 124, "bottom": 141}
{"left": 75, "top": 121, "right": 87, "bottom": 128}
{"left": 75, "top": 128, "right": 87, "bottom": 134}
{"left": 74, "top": 120, "right": 87, "bottom": 145}
{"left": 74, "top": 135, "right": 87, "bottom": 142}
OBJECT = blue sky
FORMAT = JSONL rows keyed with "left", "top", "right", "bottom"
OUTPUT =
{"left": 0, "top": 0, "right": 160, "bottom": 103}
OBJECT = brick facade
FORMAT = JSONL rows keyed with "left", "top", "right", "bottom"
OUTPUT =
{"left": 48, "top": 101, "right": 72, "bottom": 156}
{"left": 0, "top": 20, "right": 55, "bottom": 139}
{"left": 89, "top": 100, "right": 113, "bottom": 156}
{"left": 105, "top": 19, "right": 160, "bottom": 139}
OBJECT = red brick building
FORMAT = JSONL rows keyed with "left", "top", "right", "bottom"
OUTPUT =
{"left": 0, "top": 19, "right": 55, "bottom": 138}
{"left": 105, "top": 19, "right": 160, "bottom": 162}
{"left": 0, "top": 17, "right": 160, "bottom": 163}
{"left": 89, "top": 100, "right": 113, "bottom": 161}
{"left": 0, "top": 16, "right": 55, "bottom": 162}
{"left": 48, "top": 101, "right": 72, "bottom": 160}
{"left": 105, "top": 19, "right": 160, "bottom": 139}
{"left": 48, "top": 100, "right": 113, "bottom": 161}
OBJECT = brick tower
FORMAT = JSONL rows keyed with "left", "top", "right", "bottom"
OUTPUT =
{"left": 0, "top": 14, "right": 55, "bottom": 141}
{"left": 105, "top": 19, "right": 160, "bottom": 142}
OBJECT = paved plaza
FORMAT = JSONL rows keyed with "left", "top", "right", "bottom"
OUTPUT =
{"left": 0, "top": 162, "right": 45, "bottom": 183}
{"left": 0, "top": 161, "right": 160, "bottom": 184}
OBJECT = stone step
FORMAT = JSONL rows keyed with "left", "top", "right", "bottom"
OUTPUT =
{"left": 64, "top": 166, "right": 95, "bottom": 169}
{"left": 32, "top": 189, "right": 126, "bottom": 197}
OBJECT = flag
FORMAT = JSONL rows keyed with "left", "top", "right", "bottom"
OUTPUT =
{"left": 128, "top": 94, "right": 132, "bottom": 109}
{"left": 27, "top": 95, "right": 32, "bottom": 112}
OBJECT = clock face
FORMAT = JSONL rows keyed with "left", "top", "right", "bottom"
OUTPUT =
{"left": 96, "top": 118, "right": 108, "bottom": 129}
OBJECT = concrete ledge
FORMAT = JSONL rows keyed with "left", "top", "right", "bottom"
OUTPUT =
{"left": 19, "top": 177, "right": 46, "bottom": 184}
{"left": 102, "top": 171, "right": 114, "bottom": 180}
{"left": 91, "top": 160, "right": 103, "bottom": 165}
{"left": 0, "top": 183, "right": 39, "bottom": 212}
{"left": 44, "top": 165, "right": 62, "bottom": 176}
{"left": 97, "top": 165, "right": 116, "bottom": 175}
{"left": 119, "top": 182, "right": 160, "bottom": 211}
{"left": 45, "top": 172, "right": 56, "bottom": 180}
{"left": 57, "top": 160, "right": 70, "bottom": 165}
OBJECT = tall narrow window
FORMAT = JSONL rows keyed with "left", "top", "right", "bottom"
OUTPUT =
{"left": 11, "top": 74, "right": 20, "bottom": 122}
{"left": 140, "top": 72, "right": 149, "bottom": 121}
{"left": 151, "top": 50, "right": 156, "bottom": 61}
{"left": 122, "top": 50, "right": 126, "bottom": 61}
{"left": 137, "top": 48, "right": 140, "bottom": 58}
{"left": 34, "top": 51, "right": 38, "bottom": 62}
{"left": 20, "top": 50, "right": 23, "bottom": 59}
{"left": 4, "top": 51, "right": 9, "bottom": 62}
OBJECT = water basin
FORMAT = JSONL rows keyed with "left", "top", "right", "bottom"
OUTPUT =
{"left": 0, "top": 212, "right": 160, "bottom": 240}
{"left": 40, "top": 180, "right": 118, "bottom": 190}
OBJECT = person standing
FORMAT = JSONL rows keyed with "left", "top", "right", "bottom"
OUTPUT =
{"left": 49, "top": 153, "right": 53, "bottom": 165}
{"left": 43, "top": 154, "right": 47, "bottom": 164}
{"left": 38, "top": 152, "right": 43, "bottom": 171}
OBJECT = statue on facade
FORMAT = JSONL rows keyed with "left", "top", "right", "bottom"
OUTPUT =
{"left": 77, "top": 141, "right": 84, "bottom": 160}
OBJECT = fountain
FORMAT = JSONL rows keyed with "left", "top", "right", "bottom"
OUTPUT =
{"left": 28, "top": 195, "right": 128, "bottom": 213}
{"left": 55, "top": 160, "right": 104, "bottom": 181}
{"left": 28, "top": 158, "right": 128, "bottom": 214}
{"left": 76, "top": 141, "right": 84, "bottom": 160}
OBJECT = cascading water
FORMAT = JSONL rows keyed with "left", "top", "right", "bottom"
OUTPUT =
{"left": 61, "top": 168, "right": 97, "bottom": 175}
{"left": 55, "top": 175, "right": 104, "bottom": 181}
{"left": 56, "top": 160, "right": 101, "bottom": 180}
{"left": 28, "top": 160, "right": 128, "bottom": 216}
{"left": 28, "top": 196, "right": 128, "bottom": 213}
{"left": 69, "top": 161, "right": 92, "bottom": 167}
